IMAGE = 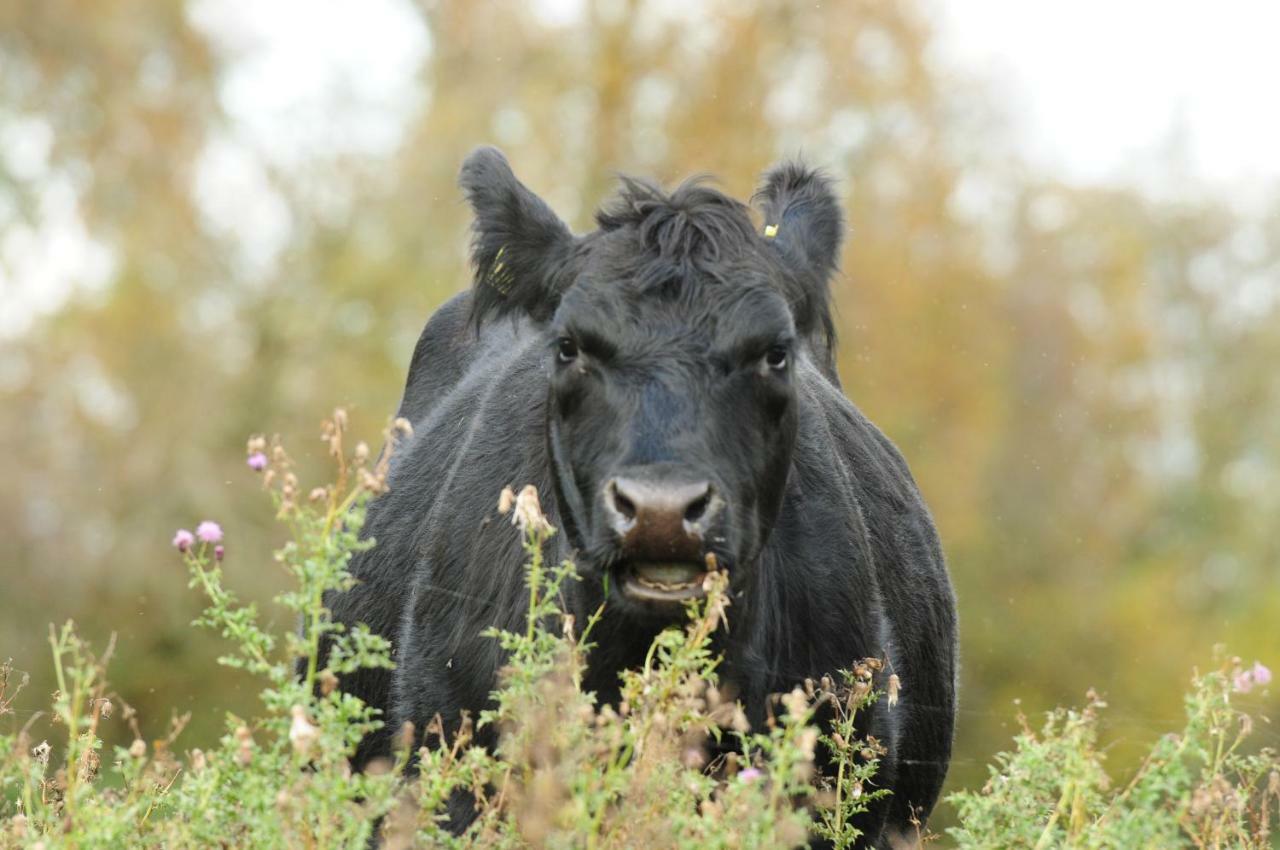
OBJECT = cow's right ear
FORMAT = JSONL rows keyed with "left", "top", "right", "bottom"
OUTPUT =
{"left": 460, "top": 147, "right": 578, "bottom": 326}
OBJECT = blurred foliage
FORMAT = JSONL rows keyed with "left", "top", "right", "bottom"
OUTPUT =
{"left": 1, "top": 0, "right": 1277, "bottom": 826}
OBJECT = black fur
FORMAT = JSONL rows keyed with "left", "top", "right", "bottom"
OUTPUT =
{"left": 323, "top": 147, "right": 958, "bottom": 848}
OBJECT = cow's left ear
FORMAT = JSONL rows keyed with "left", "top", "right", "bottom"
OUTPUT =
{"left": 460, "top": 146, "right": 579, "bottom": 326}
{"left": 753, "top": 161, "right": 843, "bottom": 343}
{"left": 753, "top": 160, "right": 844, "bottom": 280}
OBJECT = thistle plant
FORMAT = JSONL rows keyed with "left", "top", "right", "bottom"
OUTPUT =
{"left": 948, "top": 654, "right": 1278, "bottom": 849}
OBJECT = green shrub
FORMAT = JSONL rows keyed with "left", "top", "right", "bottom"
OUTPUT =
{"left": 948, "top": 658, "right": 1278, "bottom": 849}
{"left": 1, "top": 411, "right": 1275, "bottom": 847}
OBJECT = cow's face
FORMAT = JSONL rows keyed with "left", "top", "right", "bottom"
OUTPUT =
{"left": 460, "top": 148, "right": 843, "bottom": 618}
{"left": 547, "top": 248, "right": 799, "bottom": 615}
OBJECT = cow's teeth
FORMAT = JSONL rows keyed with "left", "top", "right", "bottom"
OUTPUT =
{"left": 634, "top": 563, "right": 702, "bottom": 584}
{"left": 636, "top": 576, "right": 695, "bottom": 591}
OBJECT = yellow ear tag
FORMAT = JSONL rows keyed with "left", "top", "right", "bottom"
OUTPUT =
{"left": 488, "top": 245, "right": 514, "bottom": 293}
{"left": 763, "top": 224, "right": 778, "bottom": 238}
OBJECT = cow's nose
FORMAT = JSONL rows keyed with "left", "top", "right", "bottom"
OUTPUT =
{"left": 603, "top": 477, "right": 718, "bottom": 560}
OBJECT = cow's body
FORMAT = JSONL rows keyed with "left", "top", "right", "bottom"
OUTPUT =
{"left": 326, "top": 149, "right": 957, "bottom": 847}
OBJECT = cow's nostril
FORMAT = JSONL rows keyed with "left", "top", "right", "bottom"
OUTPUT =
{"left": 606, "top": 479, "right": 637, "bottom": 521}
{"left": 684, "top": 488, "right": 712, "bottom": 524}
{"left": 614, "top": 490, "right": 636, "bottom": 520}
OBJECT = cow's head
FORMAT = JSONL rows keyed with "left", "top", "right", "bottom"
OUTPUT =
{"left": 461, "top": 147, "right": 843, "bottom": 619}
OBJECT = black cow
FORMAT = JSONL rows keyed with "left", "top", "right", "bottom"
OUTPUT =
{"left": 326, "top": 147, "right": 957, "bottom": 847}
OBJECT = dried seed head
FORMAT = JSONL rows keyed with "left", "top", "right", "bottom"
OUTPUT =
{"left": 289, "top": 706, "right": 318, "bottom": 758}
{"left": 234, "top": 726, "right": 253, "bottom": 766}
{"left": 247, "top": 435, "right": 267, "bottom": 455}
{"left": 99, "top": 699, "right": 113, "bottom": 719}
{"left": 681, "top": 747, "right": 706, "bottom": 769}
{"left": 781, "top": 687, "right": 809, "bottom": 718}
{"left": 128, "top": 738, "right": 146, "bottom": 759}
{"left": 797, "top": 728, "right": 818, "bottom": 761}
{"left": 189, "top": 748, "right": 207, "bottom": 774}
{"left": 887, "top": 674, "right": 901, "bottom": 709}
{"left": 319, "top": 669, "right": 339, "bottom": 696}
{"left": 497, "top": 486, "right": 516, "bottom": 515}
{"left": 77, "top": 747, "right": 100, "bottom": 783}
{"left": 359, "top": 467, "right": 390, "bottom": 495}
{"left": 10, "top": 813, "right": 27, "bottom": 838}
{"left": 308, "top": 487, "right": 328, "bottom": 504}
{"left": 354, "top": 442, "right": 370, "bottom": 465}
{"left": 511, "top": 485, "right": 553, "bottom": 535}
{"left": 32, "top": 740, "right": 50, "bottom": 766}
{"left": 392, "top": 417, "right": 413, "bottom": 437}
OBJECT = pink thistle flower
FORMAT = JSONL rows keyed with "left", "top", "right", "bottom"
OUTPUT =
{"left": 214, "top": 545, "right": 225, "bottom": 561}
{"left": 247, "top": 452, "right": 268, "bottom": 472}
{"left": 738, "top": 767, "right": 762, "bottom": 783}
{"left": 1252, "top": 662, "right": 1272, "bottom": 687}
{"left": 1233, "top": 668, "right": 1255, "bottom": 694}
{"left": 172, "top": 529, "right": 195, "bottom": 552}
{"left": 196, "top": 521, "right": 223, "bottom": 544}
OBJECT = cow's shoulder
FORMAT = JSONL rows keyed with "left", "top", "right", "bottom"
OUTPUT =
{"left": 396, "top": 291, "right": 478, "bottom": 423}
{"left": 397, "top": 292, "right": 545, "bottom": 422}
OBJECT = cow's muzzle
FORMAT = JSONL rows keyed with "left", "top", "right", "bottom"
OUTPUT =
{"left": 602, "top": 475, "right": 723, "bottom": 604}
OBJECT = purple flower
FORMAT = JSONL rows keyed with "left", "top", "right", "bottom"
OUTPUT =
{"left": 247, "top": 452, "right": 268, "bottom": 472}
{"left": 1233, "top": 668, "right": 1255, "bottom": 694}
{"left": 172, "top": 529, "right": 195, "bottom": 552}
{"left": 1252, "top": 662, "right": 1272, "bottom": 687}
{"left": 196, "top": 521, "right": 223, "bottom": 544}
{"left": 214, "top": 545, "right": 225, "bottom": 562}
{"left": 738, "top": 767, "right": 762, "bottom": 783}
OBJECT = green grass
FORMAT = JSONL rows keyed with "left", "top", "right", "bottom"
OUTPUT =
{"left": 1, "top": 411, "right": 1275, "bottom": 848}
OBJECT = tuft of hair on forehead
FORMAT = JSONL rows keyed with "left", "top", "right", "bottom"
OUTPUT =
{"left": 595, "top": 176, "right": 762, "bottom": 286}
{"left": 593, "top": 171, "right": 838, "bottom": 352}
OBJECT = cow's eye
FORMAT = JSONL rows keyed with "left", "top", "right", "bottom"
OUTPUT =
{"left": 557, "top": 337, "right": 579, "bottom": 364}
{"left": 764, "top": 346, "right": 788, "bottom": 371}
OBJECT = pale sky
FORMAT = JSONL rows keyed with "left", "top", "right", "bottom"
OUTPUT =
{"left": 935, "top": 0, "right": 1280, "bottom": 191}
{"left": 3, "top": 0, "right": 1278, "bottom": 338}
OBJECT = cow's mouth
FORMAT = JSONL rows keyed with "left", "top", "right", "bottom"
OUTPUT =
{"left": 620, "top": 561, "right": 708, "bottom": 602}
